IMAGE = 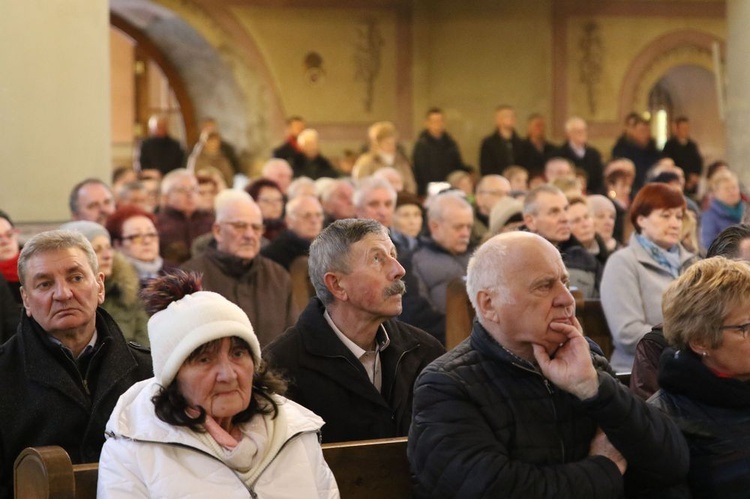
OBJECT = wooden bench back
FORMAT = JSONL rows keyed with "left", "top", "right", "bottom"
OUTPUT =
{"left": 445, "top": 276, "right": 474, "bottom": 350}
{"left": 14, "top": 437, "right": 410, "bottom": 499}
{"left": 289, "top": 255, "right": 315, "bottom": 312}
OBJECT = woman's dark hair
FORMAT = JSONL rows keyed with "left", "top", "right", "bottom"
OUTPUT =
{"left": 245, "top": 178, "right": 282, "bottom": 202}
{"left": 152, "top": 336, "right": 288, "bottom": 432}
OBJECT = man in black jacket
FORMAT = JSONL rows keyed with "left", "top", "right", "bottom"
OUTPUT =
{"left": 412, "top": 107, "right": 467, "bottom": 196}
{"left": 0, "top": 230, "right": 152, "bottom": 499}
{"left": 263, "top": 219, "right": 444, "bottom": 443}
{"left": 408, "top": 231, "right": 689, "bottom": 498}
{"left": 479, "top": 105, "right": 524, "bottom": 176}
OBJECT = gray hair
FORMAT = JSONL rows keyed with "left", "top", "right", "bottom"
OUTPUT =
{"left": 523, "top": 184, "right": 565, "bottom": 216}
{"left": 320, "top": 179, "right": 353, "bottom": 204}
{"left": 287, "top": 176, "right": 316, "bottom": 199}
{"left": 68, "top": 178, "right": 111, "bottom": 215}
{"left": 426, "top": 190, "right": 472, "bottom": 223}
{"left": 466, "top": 234, "right": 511, "bottom": 313}
{"left": 18, "top": 230, "right": 98, "bottom": 286}
{"left": 214, "top": 190, "right": 254, "bottom": 222}
{"left": 261, "top": 158, "right": 292, "bottom": 177}
{"left": 160, "top": 168, "right": 195, "bottom": 196}
{"left": 587, "top": 194, "right": 616, "bottom": 215}
{"left": 353, "top": 177, "right": 396, "bottom": 209}
{"left": 309, "top": 219, "right": 386, "bottom": 305}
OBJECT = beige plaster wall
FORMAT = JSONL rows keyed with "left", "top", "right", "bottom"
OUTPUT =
{"left": 1, "top": 0, "right": 111, "bottom": 222}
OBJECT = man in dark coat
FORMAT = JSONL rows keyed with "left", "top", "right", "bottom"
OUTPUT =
{"left": 408, "top": 231, "right": 689, "bottom": 498}
{"left": 264, "top": 219, "right": 445, "bottom": 443}
{"left": 0, "top": 230, "right": 152, "bottom": 499}
{"left": 556, "top": 116, "right": 606, "bottom": 195}
{"left": 611, "top": 116, "right": 661, "bottom": 194}
{"left": 412, "top": 108, "right": 467, "bottom": 196}
{"left": 139, "top": 114, "right": 185, "bottom": 176}
{"left": 479, "top": 105, "right": 524, "bottom": 177}
{"left": 516, "top": 113, "right": 557, "bottom": 180}
{"left": 661, "top": 116, "right": 703, "bottom": 194}
{"left": 182, "top": 191, "right": 295, "bottom": 346}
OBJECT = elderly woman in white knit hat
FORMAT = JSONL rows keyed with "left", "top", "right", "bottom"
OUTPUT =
{"left": 97, "top": 270, "right": 339, "bottom": 498}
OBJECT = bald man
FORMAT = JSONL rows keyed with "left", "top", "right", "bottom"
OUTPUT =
{"left": 409, "top": 231, "right": 689, "bottom": 498}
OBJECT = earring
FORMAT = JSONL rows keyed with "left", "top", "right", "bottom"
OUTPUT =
{"left": 701, "top": 352, "right": 707, "bottom": 357}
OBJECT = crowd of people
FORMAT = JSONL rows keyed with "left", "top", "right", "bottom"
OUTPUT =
{"left": 1, "top": 106, "right": 749, "bottom": 497}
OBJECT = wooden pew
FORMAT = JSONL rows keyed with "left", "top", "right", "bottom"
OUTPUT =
{"left": 14, "top": 437, "right": 411, "bottom": 499}
{"left": 445, "top": 276, "right": 474, "bottom": 350}
{"left": 289, "top": 255, "right": 315, "bottom": 313}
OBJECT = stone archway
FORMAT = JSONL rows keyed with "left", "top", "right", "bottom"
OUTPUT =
{"left": 110, "top": 0, "right": 285, "bottom": 170}
{"left": 618, "top": 29, "right": 724, "bottom": 123}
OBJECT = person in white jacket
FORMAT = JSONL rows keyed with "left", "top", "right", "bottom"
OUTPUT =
{"left": 97, "top": 270, "right": 339, "bottom": 498}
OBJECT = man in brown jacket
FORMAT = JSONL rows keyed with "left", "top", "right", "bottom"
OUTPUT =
{"left": 182, "top": 190, "right": 296, "bottom": 346}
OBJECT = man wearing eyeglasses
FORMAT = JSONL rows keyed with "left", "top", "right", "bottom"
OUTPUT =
{"left": 182, "top": 190, "right": 296, "bottom": 346}
{"left": 155, "top": 169, "right": 215, "bottom": 266}
{"left": 261, "top": 195, "right": 324, "bottom": 270}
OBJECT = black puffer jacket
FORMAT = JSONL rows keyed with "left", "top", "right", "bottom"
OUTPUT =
{"left": 264, "top": 298, "right": 445, "bottom": 443}
{"left": 408, "top": 321, "right": 689, "bottom": 499}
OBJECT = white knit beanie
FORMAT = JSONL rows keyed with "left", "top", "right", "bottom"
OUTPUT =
{"left": 148, "top": 291, "right": 261, "bottom": 386}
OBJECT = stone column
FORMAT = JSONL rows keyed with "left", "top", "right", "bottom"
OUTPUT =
{"left": 0, "top": 1, "right": 111, "bottom": 222}
{"left": 726, "top": 0, "right": 750, "bottom": 182}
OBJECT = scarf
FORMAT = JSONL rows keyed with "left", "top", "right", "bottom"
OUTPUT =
{"left": 715, "top": 199, "right": 744, "bottom": 223}
{"left": 635, "top": 233, "right": 681, "bottom": 278}
{"left": 124, "top": 255, "right": 164, "bottom": 281}
{"left": 0, "top": 253, "right": 19, "bottom": 283}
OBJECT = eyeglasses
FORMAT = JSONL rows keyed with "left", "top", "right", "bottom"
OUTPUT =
{"left": 121, "top": 233, "right": 159, "bottom": 244}
{"left": 257, "top": 197, "right": 284, "bottom": 205}
{"left": 720, "top": 322, "right": 750, "bottom": 339}
{"left": 220, "top": 221, "right": 265, "bottom": 233}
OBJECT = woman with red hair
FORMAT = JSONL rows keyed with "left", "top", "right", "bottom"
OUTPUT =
{"left": 601, "top": 183, "right": 699, "bottom": 373}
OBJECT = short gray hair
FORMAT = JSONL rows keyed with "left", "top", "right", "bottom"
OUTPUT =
{"left": 353, "top": 177, "right": 396, "bottom": 209}
{"left": 309, "top": 219, "right": 386, "bottom": 305}
{"left": 523, "top": 184, "right": 565, "bottom": 216}
{"left": 426, "top": 190, "right": 471, "bottom": 223}
{"left": 18, "top": 230, "right": 98, "bottom": 286}
{"left": 160, "top": 168, "right": 195, "bottom": 195}
{"left": 214, "top": 190, "right": 254, "bottom": 222}
{"left": 466, "top": 234, "right": 511, "bottom": 313}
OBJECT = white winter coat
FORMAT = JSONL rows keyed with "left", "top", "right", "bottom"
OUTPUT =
{"left": 97, "top": 378, "right": 339, "bottom": 498}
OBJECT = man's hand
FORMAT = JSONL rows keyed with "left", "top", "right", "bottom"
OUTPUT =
{"left": 589, "top": 428, "right": 627, "bottom": 475}
{"left": 531, "top": 317, "right": 599, "bottom": 400}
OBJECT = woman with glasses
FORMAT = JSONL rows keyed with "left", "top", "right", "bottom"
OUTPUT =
{"left": 106, "top": 205, "right": 177, "bottom": 289}
{"left": 649, "top": 256, "right": 750, "bottom": 497}
{"left": 246, "top": 178, "right": 286, "bottom": 242}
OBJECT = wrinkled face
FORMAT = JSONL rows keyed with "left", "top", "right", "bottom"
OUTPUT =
{"left": 525, "top": 192, "right": 571, "bottom": 243}
{"left": 118, "top": 216, "right": 160, "bottom": 262}
{"left": 482, "top": 238, "right": 575, "bottom": 358}
{"left": 568, "top": 202, "right": 595, "bottom": 246}
{"left": 430, "top": 206, "right": 474, "bottom": 255}
{"left": 592, "top": 206, "right": 616, "bottom": 241}
{"left": 176, "top": 337, "right": 254, "bottom": 423}
{"left": 164, "top": 176, "right": 200, "bottom": 215}
{"left": 256, "top": 186, "right": 285, "bottom": 220}
{"left": 393, "top": 204, "right": 423, "bottom": 239}
{"left": 356, "top": 188, "right": 395, "bottom": 228}
{"left": 324, "top": 183, "right": 356, "bottom": 220}
{"left": 0, "top": 218, "right": 20, "bottom": 261}
{"left": 475, "top": 177, "right": 511, "bottom": 216}
{"left": 90, "top": 235, "right": 113, "bottom": 278}
{"left": 638, "top": 207, "right": 684, "bottom": 250}
{"left": 701, "top": 303, "right": 750, "bottom": 381}
{"left": 425, "top": 112, "right": 445, "bottom": 137}
{"left": 214, "top": 201, "right": 264, "bottom": 260}
{"left": 75, "top": 183, "right": 115, "bottom": 225}
{"left": 714, "top": 178, "right": 741, "bottom": 207}
{"left": 334, "top": 232, "right": 406, "bottom": 320}
{"left": 286, "top": 197, "right": 324, "bottom": 241}
{"left": 21, "top": 248, "right": 104, "bottom": 338}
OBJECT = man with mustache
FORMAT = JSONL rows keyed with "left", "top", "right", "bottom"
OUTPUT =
{"left": 182, "top": 190, "right": 296, "bottom": 346}
{"left": 408, "top": 232, "right": 689, "bottom": 498}
{"left": 264, "top": 219, "right": 445, "bottom": 443}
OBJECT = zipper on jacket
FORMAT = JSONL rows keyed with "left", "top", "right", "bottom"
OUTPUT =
{"left": 387, "top": 343, "right": 419, "bottom": 398}
{"left": 247, "top": 430, "right": 308, "bottom": 494}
